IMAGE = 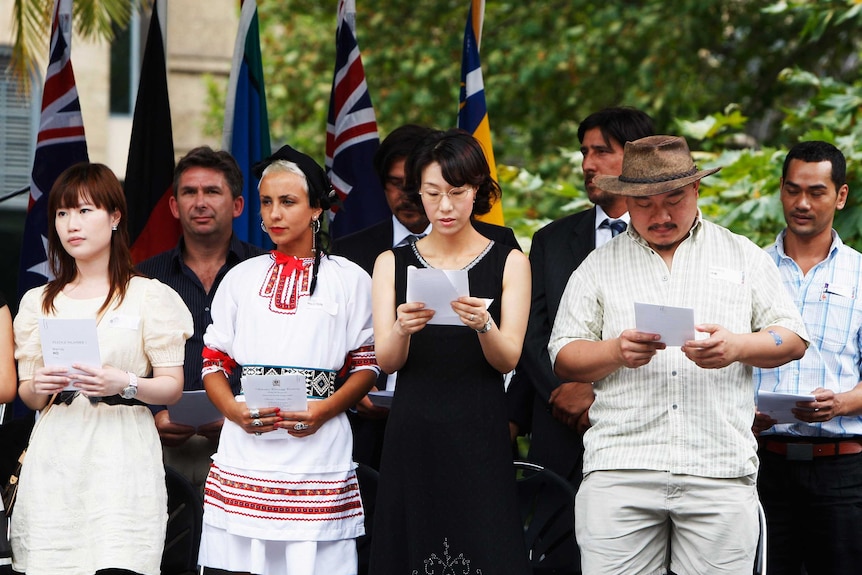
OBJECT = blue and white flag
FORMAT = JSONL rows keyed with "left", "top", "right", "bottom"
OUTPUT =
{"left": 223, "top": 0, "right": 272, "bottom": 248}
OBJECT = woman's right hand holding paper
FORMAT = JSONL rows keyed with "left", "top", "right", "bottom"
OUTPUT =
{"left": 394, "top": 302, "right": 435, "bottom": 336}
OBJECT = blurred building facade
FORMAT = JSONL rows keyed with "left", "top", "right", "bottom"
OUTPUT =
{"left": 0, "top": 0, "right": 237, "bottom": 307}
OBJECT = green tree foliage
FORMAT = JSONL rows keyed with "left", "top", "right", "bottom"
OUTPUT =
{"left": 223, "top": 0, "right": 862, "bottom": 249}
{"left": 253, "top": 0, "right": 862, "bottom": 164}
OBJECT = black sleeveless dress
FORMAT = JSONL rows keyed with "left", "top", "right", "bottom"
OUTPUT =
{"left": 369, "top": 241, "right": 529, "bottom": 575}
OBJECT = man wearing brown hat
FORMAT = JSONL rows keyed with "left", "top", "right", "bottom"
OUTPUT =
{"left": 549, "top": 135, "right": 809, "bottom": 574}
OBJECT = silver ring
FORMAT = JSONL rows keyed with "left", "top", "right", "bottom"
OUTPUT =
{"left": 294, "top": 422, "right": 310, "bottom": 431}
{"left": 254, "top": 431, "right": 262, "bottom": 436}
{"left": 469, "top": 314, "right": 475, "bottom": 321}
{"left": 249, "top": 408, "right": 261, "bottom": 419}
{"left": 252, "top": 419, "right": 264, "bottom": 427}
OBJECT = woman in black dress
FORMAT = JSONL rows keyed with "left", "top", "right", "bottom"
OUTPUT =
{"left": 369, "top": 129, "right": 531, "bottom": 574}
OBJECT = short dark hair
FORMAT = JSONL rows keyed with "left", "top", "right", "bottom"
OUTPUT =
{"left": 577, "top": 107, "right": 655, "bottom": 149}
{"left": 783, "top": 141, "right": 847, "bottom": 189}
{"left": 374, "top": 124, "right": 433, "bottom": 184}
{"left": 404, "top": 129, "right": 500, "bottom": 216}
{"left": 173, "top": 146, "right": 243, "bottom": 199}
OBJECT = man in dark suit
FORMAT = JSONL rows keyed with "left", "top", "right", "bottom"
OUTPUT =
{"left": 332, "top": 124, "right": 519, "bottom": 469}
{"left": 510, "top": 107, "right": 655, "bottom": 483}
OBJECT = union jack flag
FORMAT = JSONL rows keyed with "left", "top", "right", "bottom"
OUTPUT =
{"left": 325, "top": 0, "right": 389, "bottom": 239}
{"left": 18, "top": 0, "right": 89, "bottom": 296}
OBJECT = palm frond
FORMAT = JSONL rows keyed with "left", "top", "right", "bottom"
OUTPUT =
{"left": 8, "top": 0, "right": 151, "bottom": 92}
{"left": 9, "top": 0, "right": 52, "bottom": 92}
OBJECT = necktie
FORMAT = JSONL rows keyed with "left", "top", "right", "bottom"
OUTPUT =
{"left": 403, "top": 233, "right": 426, "bottom": 246}
{"left": 601, "top": 219, "right": 627, "bottom": 237}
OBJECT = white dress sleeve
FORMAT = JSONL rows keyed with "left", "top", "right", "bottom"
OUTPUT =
{"left": 13, "top": 287, "right": 46, "bottom": 381}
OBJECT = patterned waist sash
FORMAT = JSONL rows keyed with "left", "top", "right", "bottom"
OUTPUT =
{"left": 240, "top": 365, "right": 336, "bottom": 399}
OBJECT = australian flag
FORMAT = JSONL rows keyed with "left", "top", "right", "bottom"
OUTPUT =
{"left": 18, "top": 0, "right": 89, "bottom": 297}
{"left": 325, "top": 0, "right": 389, "bottom": 239}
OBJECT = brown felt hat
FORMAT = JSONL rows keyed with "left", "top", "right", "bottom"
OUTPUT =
{"left": 594, "top": 135, "right": 721, "bottom": 197}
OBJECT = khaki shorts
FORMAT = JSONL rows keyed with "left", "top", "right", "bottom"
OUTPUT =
{"left": 575, "top": 469, "right": 759, "bottom": 575}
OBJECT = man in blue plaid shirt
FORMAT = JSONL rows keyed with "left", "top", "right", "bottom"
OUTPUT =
{"left": 754, "top": 140, "right": 862, "bottom": 575}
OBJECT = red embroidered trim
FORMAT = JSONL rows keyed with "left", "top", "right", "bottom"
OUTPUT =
{"left": 212, "top": 475, "right": 359, "bottom": 498}
{"left": 260, "top": 257, "right": 314, "bottom": 314}
{"left": 203, "top": 499, "right": 364, "bottom": 522}
{"left": 347, "top": 345, "right": 378, "bottom": 372}
{"left": 202, "top": 347, "right": 238, "bottom": 375}
{"left": 203, "top": 465, "right": 364, "bottom": 519}
{"left": 204, "top": 488, "right": 363, "bottom": 516}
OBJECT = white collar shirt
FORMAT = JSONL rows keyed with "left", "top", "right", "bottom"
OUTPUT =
{"left": 593, "top": 205, "right": 631, "bottom": 248}
{"left": 391, "top": 216, "right": 431, "bottom": 248}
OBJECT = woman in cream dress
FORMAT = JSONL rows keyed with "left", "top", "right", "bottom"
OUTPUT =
{"left": 12, "top": 163, "right": 192, "bottom": 575}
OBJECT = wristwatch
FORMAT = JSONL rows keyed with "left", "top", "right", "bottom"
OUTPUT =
{"left": 475, "top": 316, "right": 493, "bottom": 334}
{"left": 121, "top": 372, "right": 138, "bottom": 399}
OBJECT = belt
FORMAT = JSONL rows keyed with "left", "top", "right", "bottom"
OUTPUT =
{"left": 54, "top": 391, "right": 145, "bottom": 407}
{"left": 759, "top": 438, "right": 862, "bottom": 460}
{"left": 240, "top": 365, "right": 336, "bottom": 399}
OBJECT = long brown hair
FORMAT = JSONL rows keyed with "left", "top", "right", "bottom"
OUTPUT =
{"left": 42, "top": 163, "right": 137, "bottom": 315}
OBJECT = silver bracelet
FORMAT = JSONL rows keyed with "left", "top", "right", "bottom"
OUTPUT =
{"left": 475, "top": 315, "right": 493, "bottom": 334}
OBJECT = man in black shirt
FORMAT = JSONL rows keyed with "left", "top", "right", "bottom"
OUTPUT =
{"left": 138, "top": 146, "right": 263, "bottom": 486}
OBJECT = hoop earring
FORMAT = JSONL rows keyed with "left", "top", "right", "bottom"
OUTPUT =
{"left": 260, "top": 220, "right": 267, "bottom": 232}
{"left": 311, "top": 218, "right": 321, "bottom": 234}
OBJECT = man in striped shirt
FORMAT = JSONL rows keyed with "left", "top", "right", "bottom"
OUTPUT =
{"left": 754, "top": 141, "right": 862, "bottom": 575}
{"left": 549, "top": 135, "right": 808, "bottom": 575}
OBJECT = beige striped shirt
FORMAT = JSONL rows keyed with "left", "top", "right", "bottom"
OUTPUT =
{"left": 549, "top": 216, "right": 807, "bottom": 478}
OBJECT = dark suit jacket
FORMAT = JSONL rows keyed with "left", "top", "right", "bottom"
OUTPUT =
{"left": 510, "top": 207, "right": 597, "bottom": 483}
{"left": 331, "top": 217, "right": 521, "bottom": 469}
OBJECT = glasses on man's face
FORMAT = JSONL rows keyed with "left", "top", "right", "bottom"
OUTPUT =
{"left": 385, "top": 176, "right": 405, "bottom": 191}
{"left": 419, "top": 186, "right": 473, "bottom": 204}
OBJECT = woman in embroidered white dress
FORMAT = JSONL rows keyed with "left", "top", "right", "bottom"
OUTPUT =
{"left": 12, "top": 163, "right": 193, "bottom": 575}
{"left": 198, "top": 145, "right": 378, "bottom": 575}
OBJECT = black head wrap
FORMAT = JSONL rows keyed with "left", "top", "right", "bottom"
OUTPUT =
{"left": 252, "top": 145, "right": 340, "bottom": 210}
{"left": 253, "top": 145, "right": 340, "bottom": 295}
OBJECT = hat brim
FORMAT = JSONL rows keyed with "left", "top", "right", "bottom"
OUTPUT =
{"left": 594, "top": 167, "right": 721, "bottom": 197}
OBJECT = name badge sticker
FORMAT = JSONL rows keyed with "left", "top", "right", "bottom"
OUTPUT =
{"left": 708, "top": 266, "right": 745, "bottom": 285}
{"left": 108, "top": 314, "right": 141, "bottom": 330}
{"left": 303, "top": 298, "right": 339, "bottom": 315}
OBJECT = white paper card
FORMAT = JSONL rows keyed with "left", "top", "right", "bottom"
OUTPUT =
{"left": 168, "top": 390, "right": 223, "bottom": 430}
{"left": 757, "top": 390, "right": 816, "bottom": 424}
{"left": 39, "top": 318, "right": 102, "bottom": 391}
{"left": 242, "top": 374, "right": 308, "bottom": 412}
{"left": 368, "top": 389, "right": 394, "bottom": 409}
{"left": 406, "top": 267, "right": 469, "bottom": 325}
{"left": 242, "top": 374, "right": 308, "bottom": 439}
{"left": 634, "top": 302, "right": 695, "bottom": 347}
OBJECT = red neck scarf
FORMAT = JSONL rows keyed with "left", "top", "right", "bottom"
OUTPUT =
{"left": 270, "top": 250, "right": 306, "bottom": 276}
